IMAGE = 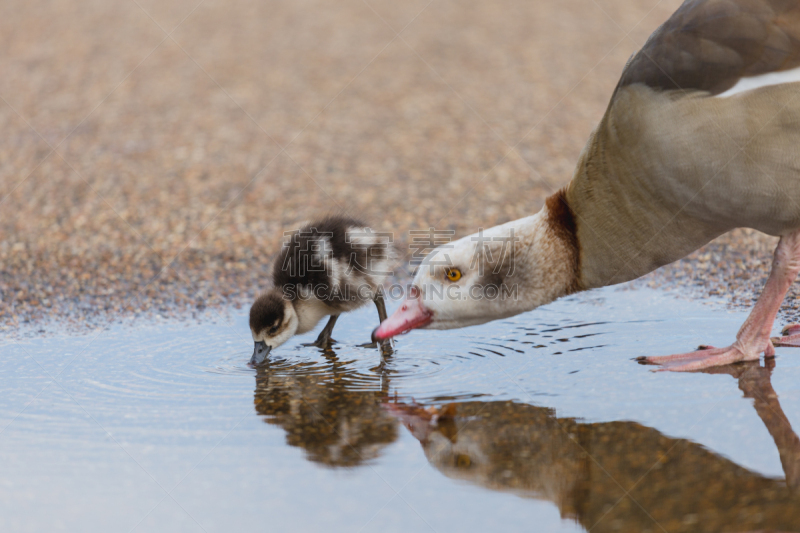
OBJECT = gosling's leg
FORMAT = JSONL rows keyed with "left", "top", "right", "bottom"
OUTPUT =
{"left": 376, "top": 291, "right": 389, "bottom": 323}
{"left": 303, "top": 314, "right": 339, "bottom": 349}
{"left": 375, "top": 293, "right": 394, "bottom": 356}
{"left": 359, "top": 293, "right": 394, "bottom": 355}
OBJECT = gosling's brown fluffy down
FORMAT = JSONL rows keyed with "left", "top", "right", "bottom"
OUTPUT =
{"left": 250, "top": 216, "right": 395, "bottom": 364}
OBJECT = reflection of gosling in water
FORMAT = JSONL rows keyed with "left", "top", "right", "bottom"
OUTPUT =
{"left": 253, "top": 362, "right": 398, "bottom": 467}
{"left": 250, "top": 216, "right": 395, "bottom": 364}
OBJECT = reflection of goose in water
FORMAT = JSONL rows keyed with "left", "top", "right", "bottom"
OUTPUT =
{"left": 252, "top": 354, "right": 397, "bottom": 467}
{"left": 388, "top": 360, "right": 800, "bottom": 533}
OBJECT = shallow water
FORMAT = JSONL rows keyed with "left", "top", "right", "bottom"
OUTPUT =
{"left": 2, "top": 286, "right": 800, "bottom": 533}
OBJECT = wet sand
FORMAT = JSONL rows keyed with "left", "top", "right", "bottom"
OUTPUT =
{"left": 0, "top": 0, "right": 790, "bottom": 330}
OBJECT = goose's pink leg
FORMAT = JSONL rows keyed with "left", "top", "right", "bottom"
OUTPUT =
{"left": 638, "top": 229, "right": 800, "bottom": 372}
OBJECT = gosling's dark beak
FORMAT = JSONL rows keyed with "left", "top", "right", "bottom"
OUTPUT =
{"left": 250, "top": 341, "right": 272, "bottom": 366}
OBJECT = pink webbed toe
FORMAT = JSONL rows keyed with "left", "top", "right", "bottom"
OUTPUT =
{"left": 637, "top": 345, "right": 760, "bottom": 372}
{"left": 771, "top": 324, "right": 800, "bottom": 347}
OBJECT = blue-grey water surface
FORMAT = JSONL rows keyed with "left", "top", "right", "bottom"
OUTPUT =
{"left": 1, "top": 286, "right": 800, "bottom": 532}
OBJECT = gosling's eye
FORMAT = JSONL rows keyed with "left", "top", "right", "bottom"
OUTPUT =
{"left": 268, "top": 325, "right": 279, "bottom": 335}
{"left": 445, "top": 268, "right": 462, "bottom": 282}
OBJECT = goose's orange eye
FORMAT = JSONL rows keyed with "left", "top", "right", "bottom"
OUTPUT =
{"left": 445, "top": 268, "right": 462, "bottom": 282}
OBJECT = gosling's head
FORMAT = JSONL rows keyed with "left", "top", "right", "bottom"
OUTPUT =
{"left": 249, "top": 289, "right": 298, "bottom": 365}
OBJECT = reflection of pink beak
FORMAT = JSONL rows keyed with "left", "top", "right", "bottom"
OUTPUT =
{"left": 371, "top": 288, "right": 433, "bottom": 342}
{"left": 382, "top": 402, "right": 436, "bottom": 442}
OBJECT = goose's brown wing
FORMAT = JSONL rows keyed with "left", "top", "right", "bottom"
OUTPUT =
{"left": 619, "top": 0, "right": 800, "bottom": 95}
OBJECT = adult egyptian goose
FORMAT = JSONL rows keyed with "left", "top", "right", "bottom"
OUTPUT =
{"left": 250, "top": 216, "right": 394, "bottom": 365}
{"left": 373, "top": 0, "right": 800, "bottom": 372}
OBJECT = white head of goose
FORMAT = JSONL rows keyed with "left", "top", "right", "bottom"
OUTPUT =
{"left": 250, "top": 216, "right": 395, "bottom": 364}
{"left": 374, "top": 0, "right": 800, "bottom": 372}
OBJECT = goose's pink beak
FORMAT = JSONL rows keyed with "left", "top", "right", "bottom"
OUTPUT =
{"left": 372, "top": 289, "right": 433, "bottom": 342}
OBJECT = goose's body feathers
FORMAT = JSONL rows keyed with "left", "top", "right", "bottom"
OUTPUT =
{"left": 573, "top": 81, "right": 800, "bottom": 288}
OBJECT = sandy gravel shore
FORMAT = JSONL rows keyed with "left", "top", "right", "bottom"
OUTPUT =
{"left": 0, "top": 0, "right": 793, "bottom": 331}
